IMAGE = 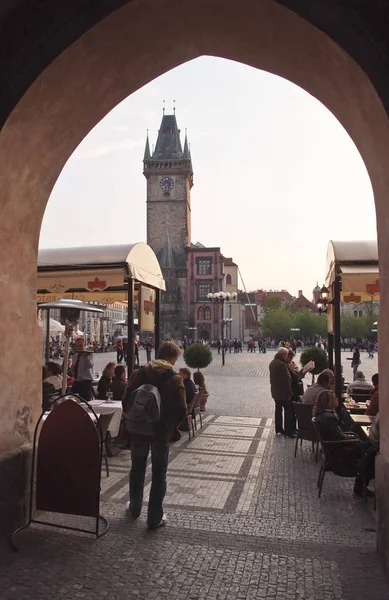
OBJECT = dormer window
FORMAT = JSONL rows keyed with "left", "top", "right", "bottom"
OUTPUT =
{"left": 163, "top": 127, "right": 173, "bottom": 135}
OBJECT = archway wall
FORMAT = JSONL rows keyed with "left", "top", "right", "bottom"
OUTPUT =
{"left": 1, "top": 0, "right": 389, "bottom": 536}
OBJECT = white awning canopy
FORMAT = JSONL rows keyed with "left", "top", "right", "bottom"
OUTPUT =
{"left": 325, "top": 240, "right": 379, "bottom": 301}
{"left": 37, "top": 242, "right": 165, "bottom": 303}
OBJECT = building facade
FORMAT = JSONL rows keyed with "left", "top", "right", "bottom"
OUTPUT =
{"left": 144, "top": 112, "right": 193, "bottom": 338}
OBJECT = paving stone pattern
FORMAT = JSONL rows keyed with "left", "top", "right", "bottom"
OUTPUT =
{"left": 1, "top": 350, "right": 387, "bottom": 599}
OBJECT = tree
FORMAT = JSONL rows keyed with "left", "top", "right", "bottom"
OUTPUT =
{"left": 300, "top": 346, "right": 328, "bottom": 382}
{"left": 263, "top": 296, "right": 282, "bottom": 313}
{"left": 183, "top": 343, "right": 213, "bottom": 371}
{"left": 261, "top": 308, "right": 292, "bottom": 337}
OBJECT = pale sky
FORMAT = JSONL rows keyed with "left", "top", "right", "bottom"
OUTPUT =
{"left": 39, "top": 56, "right": 377, "bottom": 299}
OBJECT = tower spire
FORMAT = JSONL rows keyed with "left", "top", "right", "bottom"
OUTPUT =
{"left": 143, "top": 129, "right": 151, "bottom": 160}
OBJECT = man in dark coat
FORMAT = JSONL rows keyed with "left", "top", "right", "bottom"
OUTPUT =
{"left": 269, "top": 347, "right": 294, "bottom": 437}
{"left": 123, "top": 341, "right": 187, "bottom": 529}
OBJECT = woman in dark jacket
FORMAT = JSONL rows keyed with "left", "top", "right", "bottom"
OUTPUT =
{"left": 97, "top": 362, "right": 115, "bottom": 400}
{"left": 313, "top": 390, "right": 373, "bottom": 496}
{"left": 109, "top": 365, "right": 127, "bottom": 400}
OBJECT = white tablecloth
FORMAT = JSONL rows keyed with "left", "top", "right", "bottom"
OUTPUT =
{"left": 88, "top": 400, "right": 123, "bottom": 437}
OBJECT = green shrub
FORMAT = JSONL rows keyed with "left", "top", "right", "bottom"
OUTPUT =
{"left": 300, "top": 346, "right": 328, "bottom": 375}
{"left": 183, "top": 343, "right": 213, "bottom": 371}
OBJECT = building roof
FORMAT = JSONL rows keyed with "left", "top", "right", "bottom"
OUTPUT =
{"left": 293, "top": 294, "right": 318, "bottom": 312}
{"left": 143, "top": 133, "right": 151, "bottom": 160}
{"left": 223, "top": 257, "right": 237, "bottom": 266}
{"left": 158, "top": 232, "right": 176, "bottom": 269}
{"left": 152, "top": 114, "right": 183, "bottom": 160}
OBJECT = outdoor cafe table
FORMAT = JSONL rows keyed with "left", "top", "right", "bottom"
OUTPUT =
{"left": 350, "top": 414, "right": 375, "bottom": 426}
{"left": 88, "top": 400, "right": 123, "bottom": 438}
{"left": 43, "top": 400, "right": 123, "bottom": 438}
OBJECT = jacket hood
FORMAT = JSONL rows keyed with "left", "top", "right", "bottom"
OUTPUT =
{"left": 143, "top": 359, "right": 175, "bottom": 385}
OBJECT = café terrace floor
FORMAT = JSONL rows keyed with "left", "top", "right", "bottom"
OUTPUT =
{"left": 1, "top": 350, "right": 388, "bottom": 599}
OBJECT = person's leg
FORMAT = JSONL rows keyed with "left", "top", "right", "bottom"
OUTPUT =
{"left": 129, "top": 437, "right": 150, "bottom": 517}
{"left": 147, "top": 442, "right": 169, "bottom": 528}
{"left": 274, "top": 401, "right": 283, "bottom": 434}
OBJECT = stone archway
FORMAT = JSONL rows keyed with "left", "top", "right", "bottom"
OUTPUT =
{"left": 1, "top": 0, "right": 389, "bottom": 561}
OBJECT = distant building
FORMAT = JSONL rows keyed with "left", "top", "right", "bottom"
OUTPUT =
{"left": 292, "top": 290, "right": 318, "bottom": 312}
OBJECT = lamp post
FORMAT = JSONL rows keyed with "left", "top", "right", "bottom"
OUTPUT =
{"left": 207, "top": 291, "right": 237, "bottom": 366}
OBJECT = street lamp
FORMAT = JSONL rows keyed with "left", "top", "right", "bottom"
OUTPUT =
{"left": 207, "top": 291, "right": 237, "bottom": 366}
{"left": 316, "top": 285, "right": 330, "bottom": 315}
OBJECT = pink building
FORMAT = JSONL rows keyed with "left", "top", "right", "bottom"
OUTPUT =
{"left": 187, "top": 244, "right": 224, "bottom": 340}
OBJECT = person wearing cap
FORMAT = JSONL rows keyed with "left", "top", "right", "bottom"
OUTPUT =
{"left": 71, "top": 337, "right": 94, "bottom": 401}
{"left": 269, "top": 347, "right": 294, "bottom": 437}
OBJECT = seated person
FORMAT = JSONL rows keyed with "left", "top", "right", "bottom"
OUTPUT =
{"left": 193, "top": 370, "right": 209, "bottom": 411}
{"left": 313, "top": 390, "right": 374, "bottom": 496}
{"left": 348, "top": 371, "right": 374, "bottom": 397}
{"left": 366, "top": 373, "right": 379, "bottom": 416}
{"left": 44, "top": 361, "right": 63, "bottom": 390}
{"left": 179, "top": 368, "right": 197, "bottom": 406}
{"left": 178, "top": 367, "right": 197, "bottom": 431}
{"left": 109, "top": 365, "right": 127, "bottom": 400}
{"left": 302, "top": 372, "right": 331, "bottom": 404}
{"left": 97, "top": 362, "right": 116, "bottom": 400}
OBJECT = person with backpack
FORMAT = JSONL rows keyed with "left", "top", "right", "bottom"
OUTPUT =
{"left": 122, "top": 341, "right": 187, "bottom": 529}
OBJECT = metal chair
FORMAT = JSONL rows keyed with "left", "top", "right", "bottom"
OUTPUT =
{"left": 192, "top": 388, "right": 204, "bottom": 431}
{"left": 312, "top": 418, "right": 364, "bottom": 498}
{"left": 292, "top": 402, "right": 319, "bottom": 461}
{"left": 97, "top": 411, "right": 115, "bottom": 477}
{"left": 349, "top": 388, "right": 373, "bottom": 403}
{"left": 185, "top": 392, "right": 200, "bottom": 440}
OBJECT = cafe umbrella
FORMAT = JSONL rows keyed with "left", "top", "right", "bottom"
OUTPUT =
{"left": 38, "top": 299, "right": 104, "bottom": 394}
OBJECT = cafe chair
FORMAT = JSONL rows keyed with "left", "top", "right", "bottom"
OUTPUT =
{"left": 312, "top": 418, "right": 364, "bottom": 498}
{"left": 97, "top": 410, "right": 115, "bottom": 477}
{"left": 292, "top": 402, "right": 319, "bottom": 462}
{"left": 350, "top": 388, "right": 373, "bottom": 403}
{"left": 192, "top": 388, "right": 204, "bottom": 431}
{"left": 185, "top": 392, "right": 200, "bottom": 441}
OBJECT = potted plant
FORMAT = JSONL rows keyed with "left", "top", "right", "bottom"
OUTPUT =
{"left": 300, "top": 346, "right": 328, "bottom": 383}
{"left": 183, "top": 343, "right": 213, "bottom": 411}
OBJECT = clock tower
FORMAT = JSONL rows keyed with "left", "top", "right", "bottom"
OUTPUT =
{"left": 143, "top": 111, "right": 193, "bottom": 337}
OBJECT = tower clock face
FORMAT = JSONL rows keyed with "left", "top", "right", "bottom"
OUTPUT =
{"left": 160, "top": 176, "right": 174, "bottom": 192}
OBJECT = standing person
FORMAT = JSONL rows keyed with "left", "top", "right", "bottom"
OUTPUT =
{"left": 71, "top": 338, "right": 94, "bottom": 401}
{"left": 217, "top": 339, "right": 221, "bottom": 354}
{"left": 115, "top": 338, "right": 123, "bottom": 364}
{"left": 123, "top": 338, "right": 128, "bottom": 363}
{"left": 134, "top": 340, "right": 140, "bottom": 366}
{"left": 269, "top": 347, "right": 294, "bottom": 437}
{"left": 350, "top": 347, "right": 361, "bottom": 380}
{"left": 144, "top": 339, "right": 153, "bottom": 362}
{"left": 123, "top": 341, "right": 187, "bottom": 529}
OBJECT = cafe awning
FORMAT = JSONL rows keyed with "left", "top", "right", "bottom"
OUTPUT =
{"left": 37, "top": 242, "right": 165, "bottom": 303}
{"left": 325, "top": 240, "right": 379, "bottom": 303}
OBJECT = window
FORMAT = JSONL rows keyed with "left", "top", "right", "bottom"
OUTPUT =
{"left": 197, "top": 258, "right": 212, "bottom": 275}
{"left": 163, "top": 127, "right": 173, "bottom": 135}
{"left": 354, "top": 309, "right": 363, "bottom": 317}
{"left": 197, "top": 307, "right": 204, "bottom": 320}
{"left": 197, "top": 281, "right": 212, "bottom": 300}
{"left": 204, "top": 306, "right": 211, "bottom": 320}
{"left": 226, "top": 274, "right": 232, "bottom": 285}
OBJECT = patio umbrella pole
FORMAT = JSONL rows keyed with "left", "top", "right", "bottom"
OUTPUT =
{"left": 45, "top": 308, "right": 51, "bottom": 364}
{"left": 61, "top": 324, "right": 73, "bottom": 395}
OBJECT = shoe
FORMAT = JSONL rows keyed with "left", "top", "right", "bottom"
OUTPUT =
{"left": 276, "top": 429, "right": 285, "bottom": 436}
{"left": 147, "top": 514, "right": 167, "bottom": 530}
{"left": 353, "top": 487, "right": 375, "bottom": 498}
{"left": 285, "top": 432, "right": 297, "bottom": 438}
{"left": 125, "top": 501, "right": 141, "bottom": 518}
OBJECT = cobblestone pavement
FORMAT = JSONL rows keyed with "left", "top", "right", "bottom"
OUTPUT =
{"left": 1, "top": 350, "right": 387, "bottom": 599}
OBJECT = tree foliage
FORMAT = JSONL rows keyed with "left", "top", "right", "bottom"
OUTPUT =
{"left": 183, "top": 343, "right": 213, "bottom": 370}
{"left": 261, "top": 308, "right": 291, "bottom": 337}
{"left": 340, "top": 315, "right": 377, "bottom": 340}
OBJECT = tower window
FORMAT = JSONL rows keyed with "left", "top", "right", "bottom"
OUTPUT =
{"left": 197, "top": 281, "right": 212, "bottom": 300}
{"left": 163, "top": 127, "right": 173, "bottom": 135}
{"left": 197, "top": 258, "right": 212, "bottom": 275}
{"left": 226, "top": 274, "right": 232, "bottom": 285}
